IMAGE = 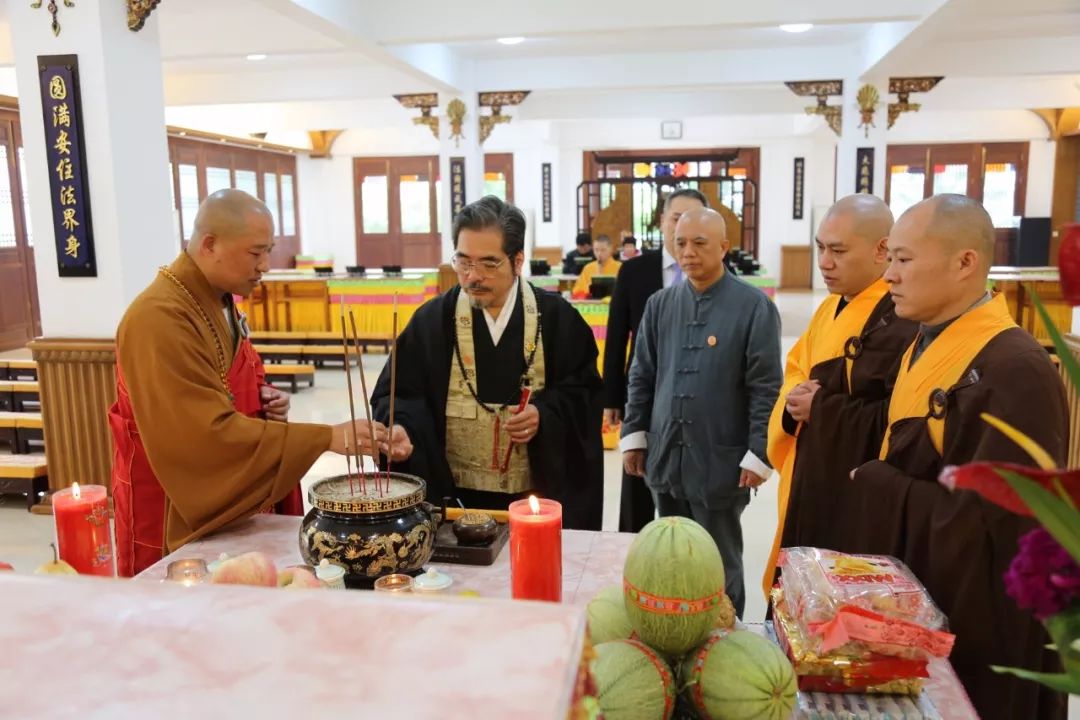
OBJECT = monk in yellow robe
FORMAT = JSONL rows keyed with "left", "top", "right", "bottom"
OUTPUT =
{"left": 762, "top": 195, "right": 916, "bottom": 596}
{"left": 572, "top": 234, "right": 621, "bottom": 298}
{"left": 851, "top": 194, "right": 1067, "bottom": 720}
{"left": 112, "top": 189, "right": 385, "bottom": 572}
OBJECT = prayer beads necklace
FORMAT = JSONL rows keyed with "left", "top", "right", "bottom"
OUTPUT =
{"left": 158, "top": 266, "right": 234, "bottom": 401}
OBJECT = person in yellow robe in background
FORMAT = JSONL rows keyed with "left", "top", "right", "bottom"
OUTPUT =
{"left": 572, "top": 235, "right": 621, "bottom": 298}
{"left": 763, "top": 194, "right": 917, "bottom": 597}
{"left": 113, "top": 189, "right": 387, "bottom": 567}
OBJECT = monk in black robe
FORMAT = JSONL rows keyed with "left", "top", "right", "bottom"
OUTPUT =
{"left": 763, "top": 195, "right": 917, "bottom": 597}
{"left": 372, "top": 196, "right": 604, "bottom": 530}
{"left": 852, "top": 194, "right": 1068, "bottom": 720}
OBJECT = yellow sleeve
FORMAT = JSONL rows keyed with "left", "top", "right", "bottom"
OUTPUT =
{"left": 573, "top": 263, "right": 595, "bottom": 296}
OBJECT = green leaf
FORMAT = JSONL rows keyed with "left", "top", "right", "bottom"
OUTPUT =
{"left": 1031, "top": 289, "right": 1080, "bottom": 395}
{"left": 990, "top": 665, "right": 1080, "bottom": 694}
{"left": 1047, "top": 611, "right": 1080, "bottom": 676}
{"left": 999, "top": 470, "right": 1080, "bottom": 565}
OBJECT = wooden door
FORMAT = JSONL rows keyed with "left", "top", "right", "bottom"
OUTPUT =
{"left": 354, "top": 156, "right": 440, "bottom": 268}
{"left": 0, "top": 112, "right": 40, "bottom": 351}
{"left": 484, "top": 153, "right": 515, "bottom": 203}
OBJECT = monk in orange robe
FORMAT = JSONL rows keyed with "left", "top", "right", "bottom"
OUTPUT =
{"left": 762, "top": 194, "right": 916, "bottom": 596}
{"left": 110, "top": 189, "right": 387, "bottom": 576}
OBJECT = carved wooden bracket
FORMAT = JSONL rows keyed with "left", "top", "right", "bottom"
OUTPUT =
{"left": 446, "top": 98, "right": 466, "bottom": 147}
{"left": 308, "top": 130, "right": 345, "bottom": 159}
{"left": 394, "top": 93, "right": 440, "bottom": 139}
{"left": 127, "top": 0, "right": 162, "bottom": 32}
{"left": 1029, "top": 108, "right": 1080, "bottom": 141}
{"left": 785, "top": 80, "right": 843, "bottom": 136}
{"left": 31, "top": 0, "right": 75, "bottom": 36}
{"left": 887, "top": 76, "right": 942, "bottom": 129}
{"left": 478, "top": 90, "right": 530, "bottom": 144}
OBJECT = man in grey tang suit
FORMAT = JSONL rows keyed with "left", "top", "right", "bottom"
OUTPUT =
{"left": 621, "top": 207, "right": 782, "bottom": 616}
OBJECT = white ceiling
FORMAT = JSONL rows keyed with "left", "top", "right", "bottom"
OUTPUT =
{"left": 0, "top": 0, "right": 1078, "bottom": 130}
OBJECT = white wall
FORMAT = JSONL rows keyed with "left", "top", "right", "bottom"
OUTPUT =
{"left": 296, "top": 154, "right": 354, "bottom": 270}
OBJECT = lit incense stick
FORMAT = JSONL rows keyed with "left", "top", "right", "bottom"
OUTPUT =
{"left": 339, "top": 300, "right": 363, "bottom": 496}
{"left": 349, "top": 309, "right": 383, "bottom": 498}
{"left": 386, "top": 293, "right": 400, "bottom": 494}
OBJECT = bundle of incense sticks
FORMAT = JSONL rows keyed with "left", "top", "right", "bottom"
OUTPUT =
{"left": 339, "top": 300, "right": 364, "bottom": 496}
{"left": 385, "top": 293, "right": 400, "bottom": 494}
{"left": 348, "top": 309, "right": 382, "bottom": 498}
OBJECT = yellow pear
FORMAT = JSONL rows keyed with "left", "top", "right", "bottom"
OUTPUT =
{"left": 35, "top": 543, "right": 77, "bottom": 576}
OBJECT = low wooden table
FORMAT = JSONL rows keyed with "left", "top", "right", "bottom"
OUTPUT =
{"left": 0, "top": 455, "right": 47, "bottom": 510}
{"left": 140, "top": 516, "right": 978, "bottom": 719}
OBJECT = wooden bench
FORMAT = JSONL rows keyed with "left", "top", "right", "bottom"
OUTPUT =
{"left": 305, "top": 331, "right": 392, "bottom": 352}
{"left": 7, "top": 359, "right": 37, "bottom": 381}
{"left": 264, "top": 364, "right": 316, "bottom": 393}
{"left": 253, "top": 344, "right": 307, "bottom": 364}
{"left": 249, "top": 331, "right": 307, "bottom": 345}
{"left": 0, "top": 413, "right": 16, "bottom": 452}
{"left": 301, "top": 345, "right": 350, "bottom": 368}
{"left": 10, "top": 381, "right": 40, "bottom": 412}
{"left": 0, "top": 360, "right": 7, "bottom": 381}
{"left": 14, "top": 414, "right": 43, "bottom": 454}
{"left": 0, "top": 456, "right": 48, "bottom": 511}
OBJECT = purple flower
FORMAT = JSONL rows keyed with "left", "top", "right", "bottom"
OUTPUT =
{"left": 1004, "top": 528, "right": 1080, "bottom": 620}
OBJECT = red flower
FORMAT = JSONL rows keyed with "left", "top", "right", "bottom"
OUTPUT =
{"left": 939, "top": 462, "right": 1080, "bottom": 517}
{"left": 1059, "top": 223, "right": 1080, "bottom": 306}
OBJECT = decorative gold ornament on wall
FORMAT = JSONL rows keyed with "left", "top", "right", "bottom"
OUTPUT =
{"left": 308, "top": 130, "right": 345, "bottom": 159}
{"left": 446, "top": 98, "right": 466, "bottom": 147}
{"left": 887, "top": 76, "right": 942, "bottom": 129}
{"left": 393, "top": 93, "right": 440, "bottom": 139}
{"left": 127, "top": 0, "right": 162, "bottom": 31}
{"left": 856, "top": 84, "right": 880, "bottom": 138}
{"left": 785, "top": 80, "right": 843, "bottom": 137}
{"left": 478, "top": 90, "right": 531, "bottom": 144}
{"left": 31, "top": 0, "right": 75, "bottom": 37}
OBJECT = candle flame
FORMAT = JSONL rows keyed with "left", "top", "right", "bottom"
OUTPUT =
{"left": 528, "top": 495, "right": 540, "bottom": 514}
{"left": 71, "top": 482, "right": 81, "bottom": 500}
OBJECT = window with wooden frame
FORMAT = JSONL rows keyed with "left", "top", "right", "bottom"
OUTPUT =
{"left": 166, "top": 133, "right": 301, "bottom": 269}
{"left": 885, "top": 142, "right": 1028, "bottom": 227}
{"left": 353, "top": 156, "right": 441, "bottom": 268}
{"left": 483, "top": 153, "right": 515, "bottom": 203}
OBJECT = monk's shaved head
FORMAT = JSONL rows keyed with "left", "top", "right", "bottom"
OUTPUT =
{"left": 674, "top": 207, "right": 730, "bottom": 290}
{"left": 901, "top": 193, "right": 995, "bottom": 267}
{"left": 189, "top": 189, "right": 273, "bottom": 252}
{"left": 187, "top": 189, "right": 275, "bottom": 297}
{"left": 885, "top": 193, "right": 995, "bottom": 325}
{"left": 824, "top": 194, "right": 894, "bottom": 246}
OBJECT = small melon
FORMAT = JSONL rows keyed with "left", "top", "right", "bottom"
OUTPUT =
{"left": 592, "top": 639, "right": 676, "bottom": 720}
{"left": 588, "top": 584, "right": 636, "bottom": 645}
{"left": 714, "top": 593, "right": 737, "bottom": 631}
{"left": 680, "top": 630, "right": 797, "bottom": 720}
{"left": 623, "top": 516, "right": 726, "bottom": 656}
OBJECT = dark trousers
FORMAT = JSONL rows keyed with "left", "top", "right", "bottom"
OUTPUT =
{"left": 653, "top": 491, "right": 749, "bottom": 618}
{"left": 618, "top": 470, "right": 656, "bottom": 533}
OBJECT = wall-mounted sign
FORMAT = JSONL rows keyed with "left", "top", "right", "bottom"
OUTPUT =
{"left": 856, "top": 147, "right": 874, "bottom": 195}
{"left": 793, "top": 157, "right": 805, "bottom": 220}
{"left": 541, "top": 163, "right": 552, "bottom": 222}
{"left": 39, "top": 54, "right": 96, "bottom": 277}
{"left": 450, "top": 156, "right": 466, "bottom": 220}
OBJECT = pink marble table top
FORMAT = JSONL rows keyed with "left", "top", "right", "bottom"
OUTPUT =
{"left": 138, "top": 514, "right": 635, "bottom": 606}
{"left": 0, "top": 572, "right": 586, "bottom": 719}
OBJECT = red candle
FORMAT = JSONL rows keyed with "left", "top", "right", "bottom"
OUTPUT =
{"left": 52, "top": 483, "right": 114, "bottom": 576}
{"left": 509, "top": 496, "right": 562, "bottom": 602}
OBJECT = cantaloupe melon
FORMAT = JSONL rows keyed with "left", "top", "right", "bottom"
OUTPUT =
{"left": 592, "top": 639, "right": 675, "bottom": 720}
{"left": 680, "top": 630, "right": 797, "bottom": 720}
{"left": 588, "top": 584, "right": 636, "bottom": 645}
{"left": 623, "top": 516, "right": 726, "bottom": 656}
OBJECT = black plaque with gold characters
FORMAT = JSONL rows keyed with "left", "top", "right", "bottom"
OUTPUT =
{"left": 856, "top": 147, "right": 875, "bottom": 195}
{"left": 542, "top": 162, "right": 552, "bottom": 222}
{"left": 792, "top": 157, "right": 805, "bottom": 220}
{"left": 38, "top": 54, "right": 96, "bottom": 277}
{"left": 450, "top": 156, "right": 466, "bottom": 221}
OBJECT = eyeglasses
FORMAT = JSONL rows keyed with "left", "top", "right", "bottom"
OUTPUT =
{"left": 451, "top": 255, "right": 508, "bottom": 276}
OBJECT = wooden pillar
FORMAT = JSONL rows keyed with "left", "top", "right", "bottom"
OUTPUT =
{"left": 27, "top": 338, "right": 116, "bottom": 495}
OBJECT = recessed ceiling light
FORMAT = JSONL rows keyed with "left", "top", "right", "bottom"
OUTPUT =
{"left": 779, "top": 23, "right": 813, "bottom": 33}
{"left": 497, "top": 37, "right": 525, "bottom": 45}
{"left": 246, "top": 53, "right": 268, "bottom": 61}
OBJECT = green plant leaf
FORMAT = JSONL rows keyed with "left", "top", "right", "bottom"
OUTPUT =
{"left": 990, "top": 666, "right": 1080, "bottom": 694}
{"left": 1047, "top": 611, "right": 1080, "bottom": 676}
{"left": 1031, "top": 289, "right": 1080, "bottom": 395}
{"left": 999, "top": 470, "right": 1080, "bottom": 565}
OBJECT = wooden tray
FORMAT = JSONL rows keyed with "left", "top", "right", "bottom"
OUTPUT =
{"left": 430, "top": 522, "right": 509, "bottom": 566}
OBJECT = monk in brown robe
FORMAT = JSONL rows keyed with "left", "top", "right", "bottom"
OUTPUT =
{"left": 851, "top": 194, "right": 1067, "bottom": 720}
{"left": 113, "top": 189, "right": 384, "bottom": 568}
{"left": 763, "top": 194, "right": 917, "bottom": 597}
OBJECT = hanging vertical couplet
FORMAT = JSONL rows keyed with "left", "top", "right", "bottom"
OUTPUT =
{"left": 855, "top": 148, "right": 875, "bottom": 195}
{"left": 541, "top": 163, "right": 552, "bottom": 222}
{"left": 792, "top": 157, "right": 805, "bottom": 220}
{"left": 450, "top": 157, "right": 466, "bottom": 221}
{"left": 38, "top": 55, "right": 96, "bottom": 277}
